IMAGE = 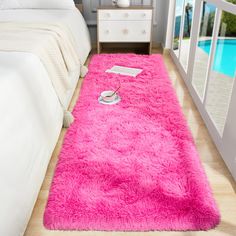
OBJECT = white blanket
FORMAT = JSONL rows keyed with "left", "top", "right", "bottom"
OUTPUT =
{"left": 0, "top": 9, "right": 91, "bottom": 64}
{"left": 0, "top": 22, "right": 81, "bottom": 109}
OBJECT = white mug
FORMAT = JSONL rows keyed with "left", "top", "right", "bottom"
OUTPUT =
{"left": 117, "top": 0, "right": 130, "bottom": 8}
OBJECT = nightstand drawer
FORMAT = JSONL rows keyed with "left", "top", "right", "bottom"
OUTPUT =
{"left": 99, "top": 21, "right": 151, "bottom": 42}
{"left": 98, "top": 9, "right": 152, "bottom": 21}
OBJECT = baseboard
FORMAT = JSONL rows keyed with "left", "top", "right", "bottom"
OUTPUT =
{"left": 152, "top": 42, "right": 162, "bottom": 49}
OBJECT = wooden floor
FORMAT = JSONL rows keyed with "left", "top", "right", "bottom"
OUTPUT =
{"left": 24, "top": 48, "right": 236, "bottom": 236}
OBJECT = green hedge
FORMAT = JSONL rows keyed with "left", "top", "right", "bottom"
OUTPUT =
{"left": 221, "top": 0, "right": 236, "bottom": 36}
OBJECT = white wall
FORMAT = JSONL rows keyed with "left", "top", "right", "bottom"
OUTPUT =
{"left": 82, "top": 0, "right": 170, "bottom": 46}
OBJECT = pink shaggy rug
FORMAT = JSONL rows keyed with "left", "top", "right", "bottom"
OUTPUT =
{"left": 44, "top": 54, "right": 220, "bottom": 231}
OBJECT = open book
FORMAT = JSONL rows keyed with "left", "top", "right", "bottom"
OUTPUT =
{"left": 106, "top": 66, "right": 143, "bottom": 77}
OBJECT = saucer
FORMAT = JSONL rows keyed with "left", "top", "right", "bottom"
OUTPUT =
{"left": 98, "top": 95, "right": 121, "bottom": 105}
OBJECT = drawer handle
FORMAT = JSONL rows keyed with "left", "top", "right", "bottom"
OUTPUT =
{"left": 123, "top": 29, "right": 129, "bottom": 35}
{"left": 142, "top": 13, "right": 146, "bottom": 17}
{"left": 105, "top": 30, "right": 110, "bottom": 34}
{"left": 124, "top": 13, "right": 129, "bottom": 18}
{"left": 106, "top": 13, "right": 111, "bottom": 18}
{"left": 142, "top": 30, "right": 147, "bottom": 34}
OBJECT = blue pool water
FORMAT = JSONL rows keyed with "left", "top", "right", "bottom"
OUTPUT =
{"left": 198, "top": 39, "right": 236, "bottom": 78}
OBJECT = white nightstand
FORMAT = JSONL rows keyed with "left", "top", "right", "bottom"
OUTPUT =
{"left": 97, "top": 5, "right": 153, "bottom": 54}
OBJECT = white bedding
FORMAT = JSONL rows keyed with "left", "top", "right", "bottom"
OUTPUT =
{"left": 0, "top": 52, "right": 63, "bottom": 236}
{"left": 0, "top": 9, "right": 91, "bottom": 64}
{"left": 0, "top": 9, "right": 91, "bottom": 236}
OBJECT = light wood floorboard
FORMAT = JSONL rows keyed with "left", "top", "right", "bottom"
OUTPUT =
{"left": 24, "top": 48, "right": 236, "bottom": 236}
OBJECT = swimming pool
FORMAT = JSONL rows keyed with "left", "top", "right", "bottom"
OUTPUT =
{"left": 198, "top": 39, "right": 236, "bottom": 78}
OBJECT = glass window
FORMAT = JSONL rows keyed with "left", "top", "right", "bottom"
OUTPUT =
{"left": 179, "top": 0, "right": 195, "bottom": 70}
{"left": 192, "top": 2, "right": 216, "bottom": 99}
{"left": 173, "top": 0, "right": 185, "bottom": 57}
{"left": 205, "top": 10, "right": 236, "bottom": 135}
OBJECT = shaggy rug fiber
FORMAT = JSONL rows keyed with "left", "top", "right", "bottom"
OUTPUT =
{"left": 44, "top": 54, "right": 220, "bottom": 231}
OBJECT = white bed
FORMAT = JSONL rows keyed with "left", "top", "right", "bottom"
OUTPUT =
{"left": 0, "top": 9, "right": 91, "bottom": 236}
